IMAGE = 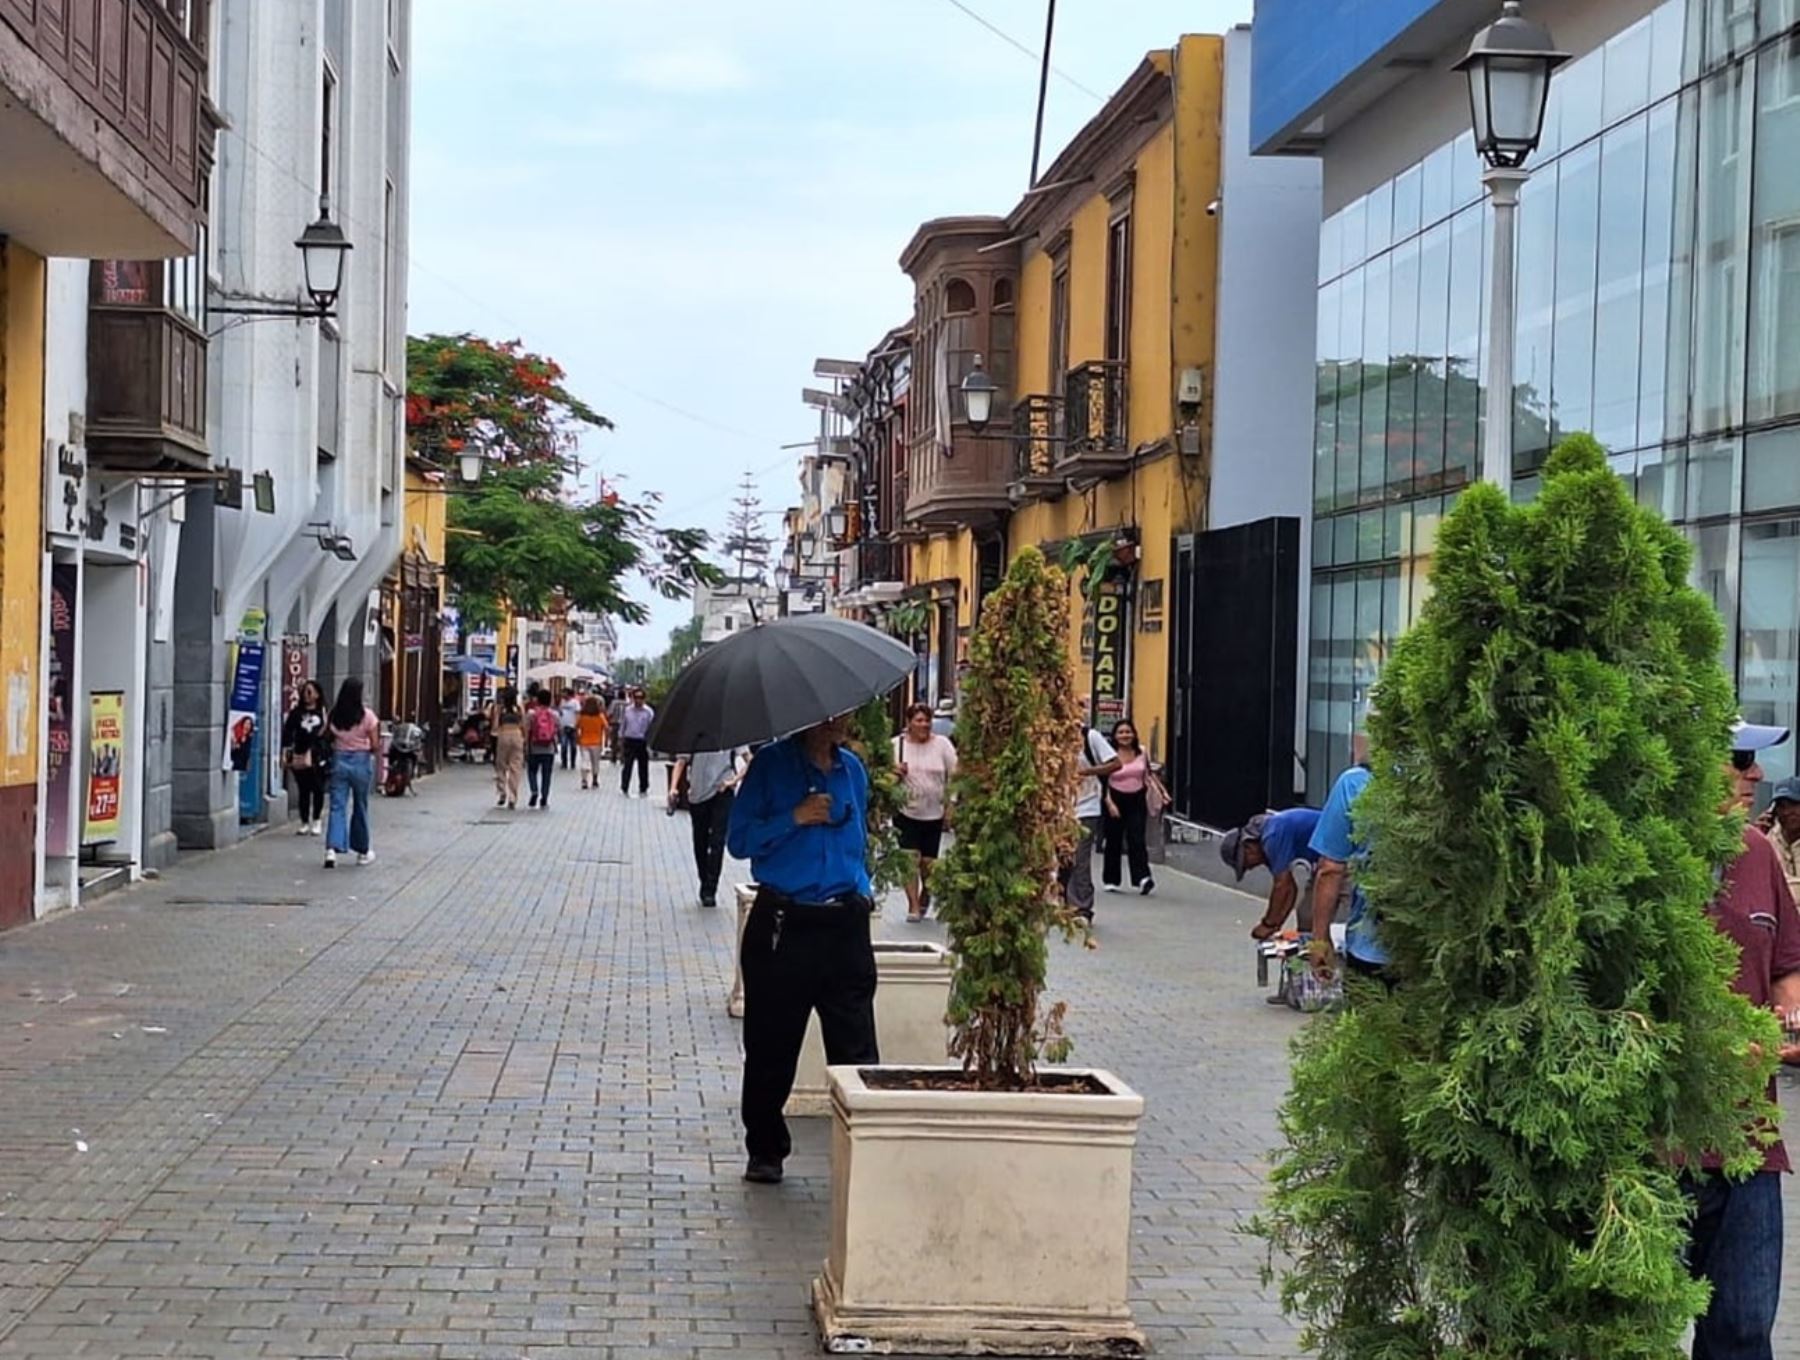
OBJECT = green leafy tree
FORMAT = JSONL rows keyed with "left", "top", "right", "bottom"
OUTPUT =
{"left": 1255, "top": 434, "right": 1779, "bottom": 1358}
{"left": 935, "top": 547, "right": 1085, "bottom": 1087}
{"left": 407, "top": 332, "right": 718, "bottom": 629}
{"left": 849, "top": 698, "right": 912, "bottom": 898}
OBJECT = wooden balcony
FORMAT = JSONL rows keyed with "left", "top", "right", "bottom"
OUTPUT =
{"left": 903, "top": 429, "right": 1013, "bottom": 531}
{"left": 86, "top": 263, "right": 208, "bottom": 471}
{"left": 0, "top": 0, "right": 215, "bottom": 257}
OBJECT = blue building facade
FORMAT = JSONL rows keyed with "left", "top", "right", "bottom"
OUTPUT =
{"left": 1253, "top": 0, "right": 1800, "bottom": 802}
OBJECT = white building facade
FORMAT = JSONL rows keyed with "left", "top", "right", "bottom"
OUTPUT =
{"left": 168, "top": 0, "right": 412, "bottom": 849}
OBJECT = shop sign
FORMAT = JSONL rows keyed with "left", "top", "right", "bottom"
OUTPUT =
{"left": 1090, "top": 579, "right": 1132, "bottom": 726}
{"left": 83, "top": 480, "right": 141, "bottom": 563}
{"left": 222, "top": 639, "right": 266, "bottom": 773}
{"left": 45, "top": 565, "right": 77, "bottom": 855}
{"left": 281, "top": 636, "right": 310, "bottom": 716}
{"left": 83, "top": 691, "right": 125, "bottom": 845}
{"left": 45, "top": 441, "right": 86, "bottom": 543}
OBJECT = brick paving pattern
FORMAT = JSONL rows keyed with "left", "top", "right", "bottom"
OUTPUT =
{"left": 1, "top": 766, "right": 1797, "bottom": 1357}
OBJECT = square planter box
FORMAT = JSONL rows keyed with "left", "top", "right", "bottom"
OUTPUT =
{"left": 813, "top": 1065, "right": 1146, "bottom": 1357}
{"left": 786, "top": 940, "right": 954, "bottom": 1117}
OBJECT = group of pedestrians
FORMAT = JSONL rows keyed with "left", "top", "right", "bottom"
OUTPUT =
{"left": 1063, "top": 704, "right": 1166, "bottom": 922}
{"left": 280, "top": 677, "right": 381, "bottom": 869}
{"left": 487, "top": 684, "right": 617, "bottom": 809}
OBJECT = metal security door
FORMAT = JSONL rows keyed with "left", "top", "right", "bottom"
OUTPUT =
{"left": 1167, "top": 518, "right": 1300, "bottom": 829}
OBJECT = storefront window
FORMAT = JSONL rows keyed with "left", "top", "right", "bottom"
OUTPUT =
{"left": 1594, "top": 115, "right": 1649, "bottom": 452}
{"left": 1748, "top": 31, "right": 1800, "bottom": 421}
{"left": 1315, "top": 283, "right": 1340, "bottom": 513}
{"left": 1741, "top": 518, "right": 1799, "bottom": 783}
{"left": 1388, "top": 239, "right": 1420, "bottom": 498}
{"left": 1335, "top": 270, "right": 1364, "bottom": 510}
{"left": 1640, "top": 99, "right": 1681, "bottom": 448}
{"left": 1415, "top": 222, "right": 1451, "bottom": 489}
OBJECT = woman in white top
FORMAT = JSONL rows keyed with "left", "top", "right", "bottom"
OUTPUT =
{"left": 893, "top": 702, "right": 959, "bottom": 923}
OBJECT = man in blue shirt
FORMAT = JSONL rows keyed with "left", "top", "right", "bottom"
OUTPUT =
{"left": 1308, "top": 762, "right": 1383, "bottom": 981}
{"left": 727, "top": 713, "right": 880, "bottom": 1184}
{"left": 1220, "top": 806, "right": 1322, "bottom": 940}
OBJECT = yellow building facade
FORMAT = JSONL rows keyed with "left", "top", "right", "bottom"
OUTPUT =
{"left": 0, "top": 242, "right": 47, "bottom": 923}
{"left": 901, "top": 37, "right": 1224, "bottom": 758}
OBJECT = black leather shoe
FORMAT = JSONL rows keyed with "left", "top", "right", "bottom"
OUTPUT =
{"left": 743, "top": 1157, "right": 784, "bottom": 1185}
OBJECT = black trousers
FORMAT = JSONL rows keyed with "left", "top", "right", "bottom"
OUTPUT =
{"left": 527, "top": 751, "right": 555, "bottom": 802}
{"left": 1102, "top": 787, "right": 1151, "bottom": 887}
{"left": 740, "top": 892, "right": 879, "bottom": 1162}
{"left": 292, "top": 765, "right": 327, "bottom": 823}
{"left": 619, "top": 738, "right": 650, "bottom": 793}
{"left": 689, "top": 791, "right": 735, "bottom": 898}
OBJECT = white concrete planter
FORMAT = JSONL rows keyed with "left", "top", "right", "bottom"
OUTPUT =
{"left": 727, "top": 883, "right": 756, "bottom": 1018}
{"left": 787, "top": 940, "right": 954, "bottom": 1117}
{"left": 813, "top": 1065, "right": 1146, "bottom": 1357}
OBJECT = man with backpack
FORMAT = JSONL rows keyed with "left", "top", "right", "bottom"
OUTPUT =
{"left": 525, "top": 689, "right": 561, "bottom": 809}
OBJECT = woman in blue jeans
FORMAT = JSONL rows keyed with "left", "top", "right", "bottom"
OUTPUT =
{"left": 323, "top": 677, "right": 380, "bottom": 868}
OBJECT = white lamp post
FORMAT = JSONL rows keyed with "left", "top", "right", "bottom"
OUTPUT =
{"left": 1455, "top": 2, "right": 1568, "bottom": 490}
{"left": 959, "top": 354, "right": 998, "bottom": 434}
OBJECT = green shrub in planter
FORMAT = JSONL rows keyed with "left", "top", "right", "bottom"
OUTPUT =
{"left": 934, "top": 547, "right": 1084, "bottom": 1088}
{"left": 1256, "top": 434, "right": 1780, "bottom": 1358}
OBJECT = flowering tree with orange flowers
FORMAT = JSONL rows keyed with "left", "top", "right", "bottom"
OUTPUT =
{"left": 407, "top": 332, "right": 717, "bottom": 628}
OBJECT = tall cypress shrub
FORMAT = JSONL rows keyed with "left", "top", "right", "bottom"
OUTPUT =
{"left": 935, "top": 547, "right": 1083, "bottom": 1087}
{"left": 1257, "top": 435, "right": 1781, "bottom": 1358}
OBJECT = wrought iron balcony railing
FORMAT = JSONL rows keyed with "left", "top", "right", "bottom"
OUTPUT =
{"left": 1011, "top": 393, "right": 1064, "bottom": 487}
{"left": 1061, "top": 359, "right": 1128, "bottom": 463}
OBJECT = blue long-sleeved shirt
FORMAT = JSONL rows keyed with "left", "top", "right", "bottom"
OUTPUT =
{"left": 726, "top": 736, "right": 871, "bottom": 902}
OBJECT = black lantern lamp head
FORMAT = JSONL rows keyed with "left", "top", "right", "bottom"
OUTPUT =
{"left": 1455, "top": 2, "right": 1569, "bottom": 171}
{"left": 297, "top": 198, "right": 354, "bottom": 314}
{"left": 959, "top": 354, "right": 998, "bottom": 434}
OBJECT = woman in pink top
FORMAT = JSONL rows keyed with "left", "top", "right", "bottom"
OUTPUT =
{"left": 1101, "top": 718, "right": 1154, "bottom": 895}
{"left": 323, "top": 678, "right": 380, "bottom": 869}
{"left": 893, "top": 703, "right": 958, "bottom": 923}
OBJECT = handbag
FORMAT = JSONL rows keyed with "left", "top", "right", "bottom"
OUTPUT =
{"left": 1145, "top": 769, "right": 1169, "bottom": 821}
{"left": 286, "top": 747, "right": 313, "bottom": 772}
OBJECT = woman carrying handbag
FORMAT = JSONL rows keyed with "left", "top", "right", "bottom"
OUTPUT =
{"left": 281, "top": 680, "right": 331, "bottom": 836}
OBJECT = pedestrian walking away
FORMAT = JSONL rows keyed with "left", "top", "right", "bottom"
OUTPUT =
{"left": 1222, "top": 806, "right": 1322, "bottom": 940}
{"left": 558, "top": 690, "right": 581, "bottom": 770}
{"left": 1683, "top": 718, "right": 1800, "bottom": 1360}
{"left": 1100, "top": 718, "right": 1156, "bottom": 896}
{"left": 618, "top": 687, "right": 655, "bottom": 796}
{"left": 492, "top": 688, "right": 525, "bottom": 809}
{"left": 1064, "top": 707, "right": 1119, "bottom": 922}
{"left": 727, "top": 714, "right": 879, "bottom": 1185}
{"left": 576, "top": 695, "right": 609, "bottom": 790}
{"left": 893, "top": 702, "right": 957, "bottom": 923}
{"left": 671, "top": 747, "right": 748, "bottom": 906}
{"left": 281, "top": 679, "right": 331, "bottom": 836}
{"left": 525, "top": 690, "right": 559, "bottom": 808}
{"left": 322, "top": 678, "right": 379, "bottom": 869}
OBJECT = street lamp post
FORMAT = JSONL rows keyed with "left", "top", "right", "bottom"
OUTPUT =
{"left": 1455, "top": 2, "right": 1567, "bottom": 491}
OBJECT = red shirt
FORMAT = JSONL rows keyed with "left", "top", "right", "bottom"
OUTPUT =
{"left": 1704, "top": 826, "right": 1800, "bottom": 1173}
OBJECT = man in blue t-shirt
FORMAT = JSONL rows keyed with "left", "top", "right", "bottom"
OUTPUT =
{"left": 1221, "top": 807, "right": 1321, "bottom": 940}
{"left": 1308, "top": 762, "right": 1384, "bottom": 981}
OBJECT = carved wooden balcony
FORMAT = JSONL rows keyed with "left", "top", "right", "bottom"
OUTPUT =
{"left": 0, "top": 0, "right": 215, "bottom": 257}
{"left": 85, "top": 260, "right": 208, "bottom": 472}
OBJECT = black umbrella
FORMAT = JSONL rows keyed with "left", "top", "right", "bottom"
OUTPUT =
{"left": 646, "top": 614, "right": 916, "bottom": 753}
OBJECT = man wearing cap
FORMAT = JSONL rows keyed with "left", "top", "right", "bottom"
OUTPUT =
{"left": 1756, "top": 774, "right": 1800, "bottom": 905}
{"left": 1685, "top": 719, "right": 1800, "bottom": 1357}
{"left": 1222, "top": 807, "right": 1322, "bottom": 941}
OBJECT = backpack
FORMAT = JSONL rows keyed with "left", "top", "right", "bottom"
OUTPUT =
{"left": 529, "top": 705, "right": 559, "bottom": 745}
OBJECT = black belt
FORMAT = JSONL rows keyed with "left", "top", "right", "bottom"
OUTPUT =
{"left": 753, "top": 887, "right": 873, "bottom": 916}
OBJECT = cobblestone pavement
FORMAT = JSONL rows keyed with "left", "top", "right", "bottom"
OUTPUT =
{"left": 1, "top": 765, "right": 1797, "bottom": 1359}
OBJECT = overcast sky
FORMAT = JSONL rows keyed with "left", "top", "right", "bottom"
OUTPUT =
{"left": 408, "top": 0, "right": 1255, "bottom": 658}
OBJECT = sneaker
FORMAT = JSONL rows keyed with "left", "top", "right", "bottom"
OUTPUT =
{"left": 743, "top": 1157, "right": 784, "bottom": 1185}
{"left": 357, "top": 852, "right": 376, "bottom": 866}
{"left": 323, "top": 850, "right": 337, "bottom": 868}
{"left": 1139, "top": 878, "right": 1155, "bottom": 896}
{"left": 1102, "top": 884, "right": 1120, "bottom": 894}
{"left": 295, "top": 821, "right": 309, "bottom": 836}
{"left": 310, "top": 823, "right": 323, "bottom": 836}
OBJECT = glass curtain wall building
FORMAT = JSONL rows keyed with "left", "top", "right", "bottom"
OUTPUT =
{"left": 1307, "top": 0, "right": 1800, "bottom": 803}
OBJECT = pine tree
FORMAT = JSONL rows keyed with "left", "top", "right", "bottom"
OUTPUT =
{"left": 722, "top": 474, "right": 773, "bottom": 587}
{"left": 1255, "top": 434, "right": 1781, "bottom": 1358}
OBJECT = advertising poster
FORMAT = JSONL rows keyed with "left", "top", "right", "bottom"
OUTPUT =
{"left": 83, "top": 691, "right": 125, "bottom": 845}
{"left": 45, "top": 564, "right": 78, "bottom": 855}
{"left": 222, "top": 639, "right": 266, "bottom": 773}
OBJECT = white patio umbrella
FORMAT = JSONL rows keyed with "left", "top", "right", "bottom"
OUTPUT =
{"left": 524, "top": 660, "right": 591, "bottom": 683}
